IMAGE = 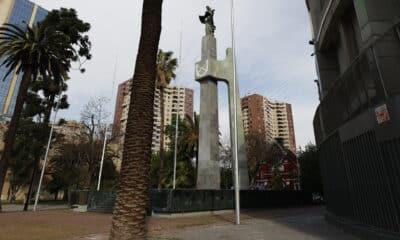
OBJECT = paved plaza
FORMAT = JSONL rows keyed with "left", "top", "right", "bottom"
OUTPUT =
{"left": 0, "top": 206, "right": 359, "bottom": 240}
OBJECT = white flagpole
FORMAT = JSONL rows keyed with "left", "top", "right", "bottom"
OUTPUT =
{"left": 97, "top": 56, "right": 118, "bottom": 191}
{"left": 173, "top": 21, "right": 183, "bottom": 190}
{"left": 33, "top": 87, "right": 63, "bottom": 211}
{"left": 231, "top": 0, "right": 241, "bottom": 225}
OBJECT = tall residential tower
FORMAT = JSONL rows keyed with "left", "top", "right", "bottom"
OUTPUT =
{"left": 113, "top": 79, "right": 194, "bottom": 152}
{"left": 241, "top": 94, "right": 296, "bottom": 153}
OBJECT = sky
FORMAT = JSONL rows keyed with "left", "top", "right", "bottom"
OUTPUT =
{"left": 33, "top": 0, "right": 318, "bottom": 148}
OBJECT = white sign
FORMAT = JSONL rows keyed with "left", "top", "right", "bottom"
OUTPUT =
{"left": 375, "top": 104, "right": 390, "bottom": 124}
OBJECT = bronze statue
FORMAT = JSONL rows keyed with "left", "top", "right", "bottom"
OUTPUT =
{"left": 199, "top": 6, "right": 216, "bottom": 35}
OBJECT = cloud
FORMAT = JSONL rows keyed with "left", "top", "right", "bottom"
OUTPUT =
{"left": 33, "top": 0, "right": 318, "bottom": 147}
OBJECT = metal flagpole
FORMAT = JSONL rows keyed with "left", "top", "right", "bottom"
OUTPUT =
{"left": 231, "top": 0, "right": 241, "bottom": 225}
{"left": 97, "top": 56, "right": 118, "bottom": 191}
{"left": 97, "top": 124, "right": 108, "bottom": 191}
{"left": 173, "top": 21, "right": 183, "bottom": 190}
{"left": 33, "top": 87, "right": 63, "bottom": 211}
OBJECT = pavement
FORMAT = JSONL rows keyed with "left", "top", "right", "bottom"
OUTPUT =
{"left": 0, "top": 205, "right": 359, "bottom": 240}
{"left": 158, "top": 206, "right": 359, "bottom": 240}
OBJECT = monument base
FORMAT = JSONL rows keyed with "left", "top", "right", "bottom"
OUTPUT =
{"left": 70, "top": 190, "right": 316, "bottom": 214}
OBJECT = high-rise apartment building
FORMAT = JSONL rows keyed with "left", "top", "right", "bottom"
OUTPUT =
{"left": 307, "top": 0, "right": 400, "bottom": 238}
{"left": 0, "top": 0, "right": 48, "bottom": 118}
{"left": 241, "top": 94, "right": 296, "bottom": 153}
{"left": 113, "top": 79, "right": 194, "bottom": 152}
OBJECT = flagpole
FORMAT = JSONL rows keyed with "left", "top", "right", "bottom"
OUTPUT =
{"left": 173, "top": 21, "right": 183, "bottom": 190}
{"left": 231, "top": 0, "right": 241, "bottom": 225}
{"left": 97, "top": 56, "right": 118, "bottom": 191}
{"left": 33, "top": 87, "right": 63, "bottom": 211}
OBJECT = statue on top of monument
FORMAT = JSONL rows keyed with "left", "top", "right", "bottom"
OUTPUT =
{"left": 199, "top": 6, "right": 216, "bottom": 35}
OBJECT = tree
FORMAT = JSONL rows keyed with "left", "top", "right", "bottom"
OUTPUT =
{"left": 220, "top": 145, "right": 233, "bottom": 189}
{"left": 110, "top": 0, "right": 163, "bottom": 238}
{"left": 156, "top": 49, "right": 178, "bottom": 190}
{"left": 166, "top": 113, "right": 199, "bottom": 183}
{"left": 245, "top": 132, "right": 271, "bottom": 186}
{"left": 25, "top": 77, "right": 69, "bottom": 124}
{"left": 79, "top": 97, "right": 115, "bottom": 189}
{"left": 0, "top": 9, "right": 91, "bottom": 209}
{"left": 163, "top": 115, "right": 196, "bottom": 189}
{"left": 7, "top": 118, "right": 48, "bottom": 206}
{"left": 21, "top": 82, "right": 69, "bottom": 210}
{"left": 298, "top": 144, "right": 323, "bottom": 194}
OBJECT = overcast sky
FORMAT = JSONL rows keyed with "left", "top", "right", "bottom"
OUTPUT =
{"left": 33, "top": 0, "right": 318, "bottom": 148}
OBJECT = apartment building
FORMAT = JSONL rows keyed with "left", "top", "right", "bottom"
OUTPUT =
{"left": 241, "top": 94, "right": 296, "bottom": 153}
{"left": 113, "top": 79, "right": 194, "bottom": 152}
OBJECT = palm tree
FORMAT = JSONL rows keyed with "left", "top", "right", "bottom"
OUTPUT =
{"left": 109, "top": 0, "right": 163, "bottom": 239}
{"left": 156, "top": 49, "right": 177, "bottom": 189}
{"left": 181, "top": 113, "right": 199, "bottom": 182}
{"left": 0, "top": 23, "right": 70, "bottom": 206}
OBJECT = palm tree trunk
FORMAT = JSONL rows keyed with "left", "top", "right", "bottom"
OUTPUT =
{"left": 23, "top": 155, "right": 39, "bottom": 211}
{"left": 157, "top": 87, "right": 165, "bottom": 189}
{"left": 109, "top": 0, "right": 162, "bottom": 239}
{"left": 0, "top": 69, "right": 32, "bottom": 211}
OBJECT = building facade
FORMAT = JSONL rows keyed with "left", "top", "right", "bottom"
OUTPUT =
{"left": 307, "top": 0, "right": 400, "bottom": 238}
{"left": 0, "top": 0, "right": 48, "bottom": 118}
{"left": 113, "top": 79, "right": 194, "bottom": 152}
{"left": 241, "top": 94, "right": 296, "bottom": 153}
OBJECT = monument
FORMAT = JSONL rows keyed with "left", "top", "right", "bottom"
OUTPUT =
{"left": 196, "top": 6, "right": 249, "bottom": 190}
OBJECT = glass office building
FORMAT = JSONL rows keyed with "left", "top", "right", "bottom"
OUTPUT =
{"left": 0, "top": 0, "right": 48, "bottom": 118}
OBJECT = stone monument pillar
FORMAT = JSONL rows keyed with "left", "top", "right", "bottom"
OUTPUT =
{"left": 195, "top": 6, "right": 249, "bottom": 190}
{"left": 196, "top": 7, "right": 220, "bottom": 189}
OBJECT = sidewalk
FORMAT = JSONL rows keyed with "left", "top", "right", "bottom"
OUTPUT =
{"left": 0, "top": 206, "right": 359, "bottom": 240}
{"left": 161, "top": 207, "right": 359, "bottom": 240}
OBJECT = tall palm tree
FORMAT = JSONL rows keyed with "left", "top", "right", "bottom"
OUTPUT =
{"left": 156, "top": 49, "right": 177, "bottom": 189}
{"left": 0, "top": 23, "right": 69, "bottom": 207}
{"left": 109, "top": 0, "right": 163, "bottom": 239}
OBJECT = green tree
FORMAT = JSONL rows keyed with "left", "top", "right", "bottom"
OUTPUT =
{"left": 110, "top": 0, "right": 163, "bottom": 238}
{"left": 0, "top": 9, "right": 91, "bottom": 209}
{"left": 220, "top": 145, "right": 233, "bottom": 189}
{"left": 298, "top": 144, "right": 323, "bottom": 194}
{"left": 156, "top": 49, "right": 178, "bottom": 190}
{"left": 8, "top": 118, "right": 49, "bottom": 207}
{"left": 165, "top": 113, "right": 199, "bottom": 183}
